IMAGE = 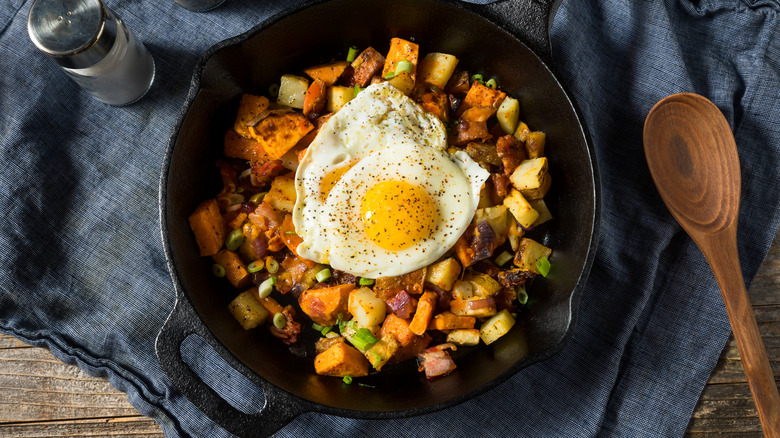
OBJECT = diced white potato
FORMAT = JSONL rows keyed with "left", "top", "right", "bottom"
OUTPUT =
{"left": 326, "top": 85, "right": 354, "bottom": 113}
{"left": 474, "top": 205, "right": 509, "bottom": 242}
{"left": 507, "top": 217, "right": 524, "bottom": 252}
{"left": 525, "top": 131, "right": 546, "bottom": 158}
{"left": 464, "top": 272, "right": 501, "bottom": 297}
{"left": 514, "top": 237, "right": 552, "bottom": 274}
{"left": 513, "top": 120, "right": 531, "bottom": 143}
{"left": 418, "top": 52, "right": 459, "bottom": 90}
{"left": 348, "top": 287, "right": 386, "bottom": 330}
{"left": 228, "top": 290, "right": 269, "bottom": 330}
{"left": 522, "top": 173, "right": 551, "bottom": 200}
{"left": 509, "top": 157, "right": 548, "bottom": 192}
{"left": 277, "top": 74, "right": 309, "bottom": 109}
{"left": 478, "top": 183, "right": 493, "bottom": 209}
{"left": 386, "top": 72, "right": 415, "bottom": 95}
{"left": 503, "top": 189, "right": 539, "bottom": 229}
{"left": 497, "top": 96, "right": 520, "bottom": 134}
{"left": 263, "top": 173, "right": 296, "bottom": 213}
{"left": 450, "top": 297, "right": 497, "bottom": 318}
{"left": 480, "top": 309, "right": 515, "bottom": 345}
{"left": 364, "top": 334, "right": 399, "bottom": 371}
{"left": 451, "top": 280, "right": 475, "bottom": 300}
{"left": 425, "top": 257, "right": 461, "bottom": 291}
{"left": 447, "top": 329, "right": 481, "bottom": 346}
{"left": 530, "top": 199, "right": 553, "bottom": 226}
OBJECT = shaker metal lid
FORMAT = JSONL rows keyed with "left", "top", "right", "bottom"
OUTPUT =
{"left": 27, "top": 0, "right": 117, "bottom": 69}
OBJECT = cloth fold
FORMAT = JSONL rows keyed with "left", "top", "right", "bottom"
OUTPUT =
{"left": 1, "top": 0, "right": 778, "bottom": 436}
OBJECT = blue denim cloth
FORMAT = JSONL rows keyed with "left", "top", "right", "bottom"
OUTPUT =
{"left": 1, "top": 0, "right": 778, "bottom": 436}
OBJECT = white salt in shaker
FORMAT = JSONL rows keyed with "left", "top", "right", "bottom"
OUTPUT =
{"left": 27, "top": 0, "right": 155, "bottom": 106}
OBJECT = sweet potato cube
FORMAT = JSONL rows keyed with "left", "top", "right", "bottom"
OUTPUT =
{"left": 409, "top": 291, "right": 438, "bottom": 336}
{"left": 224, "top": 129, "right": 272, "bottom": 162}
{"left": 247, "top": 109, "right": 314, "bottom": 159}
{"left": 212, "top": 249, "right": 251, "bottom": 289}
{"left": 280, "top": 214, "right": 303, "bottom": 256}
{"left": 233, "top": 94, "right": 270, "bottom": 139}
{"left": 188, "top": 199, "right": 225, "bottom": 256}
{"left": 298, "top": 283, "right": 355, "bottom": 326}
{"left": 429, "top": 312, "right": 476, "bottom": 331}
{"left": 382, "top": 38, "right": 419, "bottom": 82}
{"left": 314, "top": 342, "right": 369, "bottom": 377}
{"left": 380, "top": 313, "right": 418, "bottom": 347}
{"left": 302, "top": 79, "right": 327, "bottom": 118}
{"left": 303, "top": 61, "right": 349, "bottom": 86}
{"left": 262, "top": 173, "right": 296, "bottom": 213}
{"left": 256, "top": 296, "right": 285, "bottom": 315}
{"left": 456, "top": 80, "right": 506, "bottom": 118}
{"left": 346, "top": 46, "right": 385, "bottom": 87}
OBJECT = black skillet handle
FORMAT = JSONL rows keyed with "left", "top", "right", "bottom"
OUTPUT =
{"left": 467, "top": 0, "right": 562, "bottom": 66}
{"left": 154, "top": 296, "right": 302, "bottom": 437}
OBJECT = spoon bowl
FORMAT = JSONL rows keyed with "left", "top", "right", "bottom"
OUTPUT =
{"left": 644, "top": 93, "right": 780, "bottom": 437}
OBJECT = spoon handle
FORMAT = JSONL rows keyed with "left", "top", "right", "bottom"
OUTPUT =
{"left": 700, "top": 228, "right": 780, "bottom": 437}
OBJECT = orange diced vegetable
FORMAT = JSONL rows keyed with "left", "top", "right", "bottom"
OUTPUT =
{"left": 212, "top": 249, "right": 251, "bottom": 289}
{"left": 224, "top": 129, "right": 272, "bottom": 162}
{"left": 303, "top": 61, "right": 350, "bottom": 86}
{"left": 227, "top": 212, "right": 247, "bottom": 231}
{"left": 408, "top": 291, "right": 438, "bottom": 336}
{"left": 233, "top": 94, "right": 270, "bottom": 139}
{"left": 429, "top": 312, "right": 476, "bottom": 331}
{"left": 456, "top": 81, "right": 506, "bottom": 118}
{"left": 389, "top": 333, "right": 431, "bottom": 365}
{"left": 188, "top": 199, "right": 225, "bottom": 256}
{"left": 412, "top": 85, "right": 449, "bottom": 121}
{"left": 280, "top": 214, "right": 303, "bottom": 256}
{"left": 298, "top": 283, "right": 355, "bottom": 326}
{"left": 256, "top": 295, "right": 285, "bottom": 315}
{"left": 302, "top": 79, "right": 327, "bottom": 118}
{"left": 314, "top": 341, "right": 370, "bottom": 377}
{"left": 247, "top": 109, "right": 314, "bottom": 159}
{"left": 382, "top": 37, "right": 419, "bottom": 82}
{"left": 380, "top": 313, "right": 418, "bottom": 347}
{"left": 345, "top": 46, "right": 385, "bottom": 87}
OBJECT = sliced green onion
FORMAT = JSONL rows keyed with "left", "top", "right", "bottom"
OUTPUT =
{"left": 470, "top": 73, "right": 484, "bottom": 84}
{"left": 265, "top": 256, "right": 279, "bottom": 274}
{"left": 367, "top": 350, "right": 382, "bottom": 368}
{"left": 315, "top": 268, "right": 332, "bottom": 283}
{"left": 342, "top": 375, "right": 353, "bottom": 384}
{"left": 346, "top": 46, "right": 359, "bottom": 63}
{"left": 351, "top": 327, "right": 378, "bottom": 351}
{"left": 284, "top": 231, "right": 298, "bottom": 235}
{"left": 225, "top": 229, "right": 244, "bottom": 251}
{"left": 247, "top": 260, "right": 265, "bottom": 273}
{"left": 312, "top": 323, "right": 325, "bottom": 331}
{"left": 272, "top": 312, "right": 286, "bottom": 328}
{"left": 494, "top": 251, "right": 513, "bottom": 266}
{"left": 383, "top": 71, "right": 396, "bottom": 80}
{"left": 516, "top": 285, "right": 528, "bottom": 305}
{"left": 211, "top": 263, "right": 225, "bottom": 278}
{"left": 485, "top": 78, "right": 497, "bottom": 89}
{"left": 249, "top": 192, "right": 267, "bottom": 205}
{"left": 395, "top": 60, "right": 413, "bottom": 75}
{"left": 320, "top": 326, "right": 332, "bottom": 335}
{"left": 536, "top": 256, "right": 551, "bottom": 277}
{"left": 268, "top": 83, "right": 279, "bottom": 98}
{"left": 358, "top": 382, "right": 375, "bottom": 388}
{"left": 358, "top": 277, "right": 374, "bottom": 286}
{"left": 257, "top": 276, "right": 277, "bottom": 299}
{"left": 353, "top": 85, "right": 362, "bottom": 98}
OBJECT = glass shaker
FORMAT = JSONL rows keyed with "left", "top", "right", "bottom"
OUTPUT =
{"left": 27, "top": 0, "right": 155, "bottom": 106}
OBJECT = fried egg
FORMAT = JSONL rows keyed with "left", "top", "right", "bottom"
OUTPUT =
{"left": 293, "top": 82, "right": 489, "bottom": 278}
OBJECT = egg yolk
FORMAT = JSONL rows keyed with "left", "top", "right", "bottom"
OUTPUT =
{"left": 360, "top": 180, "right": 438, "bottom": 251}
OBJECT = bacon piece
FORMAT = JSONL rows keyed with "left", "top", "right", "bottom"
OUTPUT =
{"left": 417, "top": 343, "right": 457, "bottom": 379}
{"left": 496, "top": 134, "right": 527, "bottom": 176}
{"left": 268, "top": 306, "right": 302, "bottom": 344}
{"left": 250, "top": 159, "right": 286, "bottom": 187}
{"left": 386, "top": 290, "right": 416, "bottom": 320}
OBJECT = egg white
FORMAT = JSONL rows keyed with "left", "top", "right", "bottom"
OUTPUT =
{"left": 293, "top": 82, "right": 489, "bottom": 277}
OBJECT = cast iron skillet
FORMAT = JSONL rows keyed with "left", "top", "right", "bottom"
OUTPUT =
{"left": 156, "top": 0, "right": 600, "bottom": 436}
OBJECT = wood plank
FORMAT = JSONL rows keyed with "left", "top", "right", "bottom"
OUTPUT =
{"left": 0, "top": 416, "right": 163, "bottom": 438}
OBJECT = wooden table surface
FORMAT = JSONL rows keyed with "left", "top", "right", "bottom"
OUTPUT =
{"left": 1, "top": 228, "right": 778, "bottom": 437}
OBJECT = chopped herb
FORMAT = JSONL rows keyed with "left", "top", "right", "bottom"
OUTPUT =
{"left": 358, "top": 383, "right": 375, "bottom": 388}
{"left": 383, "top": 71, "right": 396, "bottom": 80}
{"left": 312, "top": 323, "right": 324, "bottom": 331}
{"left": 470, "top": 73, "right": 484, "bottom": 84}
{"left": 351, "top": 327, "right": 378, "bottom": 351}
{"left": 494, "top": 251, "right": 513, "bottom": 266}
{"left": 265, "top": 256, "right": 279, "bottom": 274}
{"left": 247, "top": 260, "right": 264, "bottom": 273}
{"left": 225, "top": 229, "right": 244, "bottom": 251}
{"left": 536, "top": 256, "right": 551, "bottom": 277}
{"left": 284, "top": 231, "right": 298, "bottom": 235}
{"left": 516, "top": 285, "right": 528, "bottom": 305}
{"left": 485, "top": 78, "right": 497, "bottom": 89}
{"left": 249, "top": 192, "right": 267, "bottom": 205}
{"left": 346, "top": 46, "right": 358, "bottom": 63}
{"left": 353, "top": 85, "right": 362, "bottom": 98}
{"left": 343, "top": 375, "right": 353, "bottom": 384}
{"left": 358, "top": 277, "right": 375, "bottom": 286}
{"left": 315, "top": 268, "right": 332, "bottom": 283}
{"left": 272, "top": 312, "right": 286, "bottom": 328}
{"left": 395, "top": 60, "right": 413, "bottom": 75}
{"left": 257, "top": 276, "right": 277, "bottom": 299}
{"left": 211, "top": 263, "right": 225, "bottom": 278}
{"left": 268, "top": 83, "right": 279, "bottom": 98}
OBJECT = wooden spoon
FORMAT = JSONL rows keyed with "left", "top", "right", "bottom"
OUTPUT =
{"left": 644, "top": 93, "right": 780, "bottom": 437}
